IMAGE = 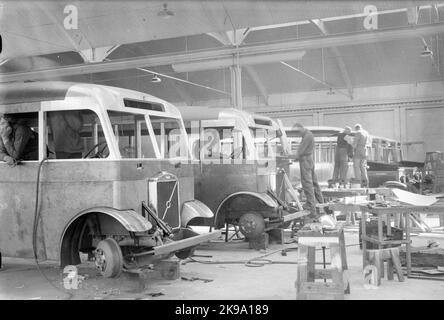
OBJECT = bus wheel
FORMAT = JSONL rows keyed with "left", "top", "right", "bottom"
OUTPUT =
{"left": 175, "top": 247, "right": 196, "bottom": 260}
{"left": 94, "top": 238, "right": 123, "bottom": 278}
{"left": 238, "top": 212, "right": 265, "bottom": 239}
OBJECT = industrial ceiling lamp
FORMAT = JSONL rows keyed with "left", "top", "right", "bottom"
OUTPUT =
{"left": 326, "top": 88, "right": 335, "bottom": 95}
{"left": 158, "top": 3, "right": 175, "bottom": 19}
{"left": 151, "top": 74, "right": 162, "bottom": 83}
{"left": 421, "top": 45, "right": 433, "bottom": 57}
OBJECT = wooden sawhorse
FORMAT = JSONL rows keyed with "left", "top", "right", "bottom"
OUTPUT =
{"left": 295, "top": 227, "right": 349, "bottom": 300}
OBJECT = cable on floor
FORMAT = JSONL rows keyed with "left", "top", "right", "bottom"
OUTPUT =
{"left": 184, "top": 243, "right": 361, "bottom": 267}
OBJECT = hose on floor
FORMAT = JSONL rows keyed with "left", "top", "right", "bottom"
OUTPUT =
{"left": 185, "top": 243, "right": 361, "bottom": 267}
{"left": 32, "top": 158, "right": 73, "bottom": 300}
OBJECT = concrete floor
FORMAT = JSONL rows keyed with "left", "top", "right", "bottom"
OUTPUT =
{"left": 1, "top": 225, "right": 444, "bottom": 300}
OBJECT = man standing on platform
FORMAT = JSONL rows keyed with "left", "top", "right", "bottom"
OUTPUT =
{"left": 293, "top": 123, "right": 324, "bottom": 221}
{"left": 352, "top": 123, "right": 370, "bottom": 187}
{"left": 332, "top": 126, "right": 353, "bottom": 187}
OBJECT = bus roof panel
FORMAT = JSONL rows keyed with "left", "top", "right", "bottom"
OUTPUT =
{"left": 0, "top": 81, "right": 182, "bottom": 119}
{"left": 178, "top": 106, "right": 279, "bottom": 130}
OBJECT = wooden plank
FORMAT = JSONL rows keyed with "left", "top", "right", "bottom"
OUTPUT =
{"left": 153, "top": 230, "right": 221, "bottom": 256}
{"left": 390, "top": 248, "right": 405, "bottom": 282}
{"left": 298, "top": 237, "right": 340, "bottom": 247}
{"left": 361, "top": 236, "right": 408, "bottom": 245}
{"left": 298, "top": 282, "right": 344, "bottom": 300}
{"left": 374, "top": 250, "right": 384, "bottom": 281}
{"left": 315, "top": 269, "right": 332, "bottom": 279}
{"left": 338, "top": 229, "right": 348, "bottom": 270}
{"left": 363, "top": 205, "right": 444, "bottom": 215}
{"left": 387, "top": 258, "right": 394, "bottom": 280}
{"left": 405, "top": 212, "right": 412, "bottom": 277}
{"left": 367, "top": 248, "right": 393, "bottom": 259}
{"left": 282, "top": 210, "right": 310, "bottom": 222}
{"left": 307, "top": 246, "right": 316, "bottom": 282}
{"left": 296, "top": 244, "right": 309, "bottom": 294}
{"left": 362, "top": 211, "right": 368, "bottom": 268}
{"left": 409, "top": 213, "right": 432, "bottom": 232}
{"left": 330, "top": 244, "right": 343, "bottom": 271}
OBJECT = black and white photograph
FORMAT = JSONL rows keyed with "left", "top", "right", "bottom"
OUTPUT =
{"left": 0, "top": 0, "right": 444, "bottom": 305}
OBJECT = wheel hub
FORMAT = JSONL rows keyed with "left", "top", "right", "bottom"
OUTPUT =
{"left": 94, "top": 248, "right": 107, "bottom": 272}
{"left": 241, "top": 219, "right": 257, "bottom": 234}
{"left": 239, "top": 212, "right": 265, "bottom": 239}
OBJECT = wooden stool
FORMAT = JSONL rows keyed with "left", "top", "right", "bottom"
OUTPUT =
{"left": 365, "top": 247, "right": 404, "bottom": 285}
{"left": 295, "top": 227, "right": 349, "bottom": 300}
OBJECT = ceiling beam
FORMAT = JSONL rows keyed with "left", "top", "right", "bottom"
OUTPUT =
{"left": 207, "top": 32, "right": 232, "bottom": 46}
{"left": 310, "top": 19, "right": 353, "bottom": 100}
{"left": 207, "top": 31, "right": 269, "bottom": 105}
{"left": 81, "top": 45, "right": 120, "bottom": 63}
{"left": 4, "top": 22, "right": 444, "bottom": 83}
{"left": 226, "top": 28, "right": 251, "bottom": 46}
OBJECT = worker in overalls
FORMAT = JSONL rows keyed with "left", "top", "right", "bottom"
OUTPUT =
{"left": 332, "top": 126, "right": 353, "bottom": 187}
{"left": 48, "top": 111, "right": 84, "bottom": 159}
{"left": 352, "top": 123, "right": 370, "bottom": 187}
{"left": 293, "top": 123, "right": 324, "bottom": 221}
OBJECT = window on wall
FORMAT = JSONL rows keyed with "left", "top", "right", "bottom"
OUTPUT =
{"left": 47, "top": 110, "right": 108, "bottom": 159}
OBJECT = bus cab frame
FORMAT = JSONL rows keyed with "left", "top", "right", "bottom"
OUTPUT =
{"left": 0, "top": 81, "right": 220, "bottom": 277}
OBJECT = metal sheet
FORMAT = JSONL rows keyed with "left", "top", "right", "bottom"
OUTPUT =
{"left": 391, "top": 188, "right": 439, "bottom": 206}
{"left": 66, "top": 207, "right": 152, "bottom": 233}
{"left": 282, "top": 210, "right": 310, "bottom": 222}
{"left": 181, "top": 200, "right": 214, "bottom": 227}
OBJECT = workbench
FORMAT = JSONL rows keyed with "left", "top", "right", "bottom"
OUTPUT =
{"left": 360, "top": 204, "right": 444, "bottom": 277}
{"left": 328, "top": 202, "right": 363, "bottom": 225}
{"left": 322, "top": 187, "right": 393, "bottom": 200}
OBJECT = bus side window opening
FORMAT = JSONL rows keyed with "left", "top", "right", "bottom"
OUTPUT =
{"left": 0, "top": 112, "right": 39, "bottom": 163}
{"left": 47, "top": 110, "right": 108, "bottom": 159}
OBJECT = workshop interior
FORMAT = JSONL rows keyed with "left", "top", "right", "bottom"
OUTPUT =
{"left": 1, "top": 0, "right": 444, "bottom": 302}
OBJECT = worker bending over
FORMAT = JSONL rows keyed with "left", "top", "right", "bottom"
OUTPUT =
{"left": 293, "top": 123, "right": 324, "bottom": 221}
{"left": 0, "top": 114, "right": 38, "bottom": 167}
{"left": 352, "top": 123, "right": 370, "bottom": 187}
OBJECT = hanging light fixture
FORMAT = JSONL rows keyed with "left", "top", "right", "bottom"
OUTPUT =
{"left": 151, "top": 74, "right": 162, "bottom": 83}
{"left": 158, "top": 3, "right": 175, "bottom": 19}
{"left": 326, "top": 88, "right": 335, "bottom": 95}
{"left": 421, "top": 45, "right": 433, "bottom": 57}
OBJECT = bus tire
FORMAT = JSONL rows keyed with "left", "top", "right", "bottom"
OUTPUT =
{"left": 94, "top": 238, "right": 123, "bottom": 278}
{"left": 238, "top": 212, "right": 265, "bottom": 239}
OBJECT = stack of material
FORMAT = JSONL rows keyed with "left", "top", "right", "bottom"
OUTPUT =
{"left": 399, "top": 244, "right": 444, "bottom": 281}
